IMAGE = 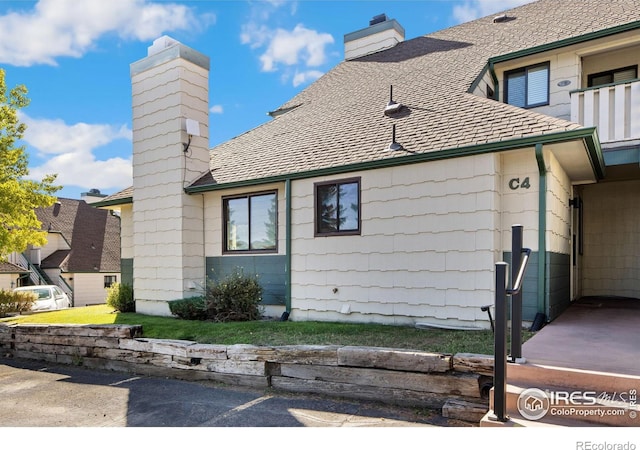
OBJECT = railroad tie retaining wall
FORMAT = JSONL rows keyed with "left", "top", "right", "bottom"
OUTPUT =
{"left": 0, "top": 323, "right": 494, "bottom": 423}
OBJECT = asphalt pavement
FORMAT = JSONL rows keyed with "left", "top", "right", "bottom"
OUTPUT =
{"left": 0, "top": 356, "right": 470, "bottom": 428}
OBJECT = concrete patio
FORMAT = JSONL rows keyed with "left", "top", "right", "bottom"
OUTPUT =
{"left": 522, "top": 296, "right": 640, "bottom": 376}
{"left": 482, "top": 296, "right": 640, "bottom": 427}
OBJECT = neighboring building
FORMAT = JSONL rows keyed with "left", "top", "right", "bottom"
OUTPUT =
{"left": 6, "top": 196, "right": 121, "bottom": 306}
{"left": 96, "top": 0, "right": 640, "bottom": 328}
{"left": 0, "top": 262, "right": 28, "bottom": 291}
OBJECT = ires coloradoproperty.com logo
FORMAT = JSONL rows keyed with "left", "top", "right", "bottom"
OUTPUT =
{"left": 517, "top": 388, "right": 638, "bottom": 421}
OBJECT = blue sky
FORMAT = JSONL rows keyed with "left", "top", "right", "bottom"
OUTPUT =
{"left": 1, "top": 0, "right": 533, "bottom": 200}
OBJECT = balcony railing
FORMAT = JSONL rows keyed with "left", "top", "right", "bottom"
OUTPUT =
{"left": 570, "top": 79, "right": 640, "bottom": 144}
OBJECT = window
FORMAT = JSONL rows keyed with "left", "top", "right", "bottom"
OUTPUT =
{"left": 505, "top": 63, "right": 550, "bottom": 108}
{"left": 224, "top": 191, "right": 277, "bottom": 252}
{"left": 588, "top": 65, "right": 637, "bottom": 88}
{"left": 315, "top": 178, "right": 360, "bottom": 236}
{"left": 104, "top": 275, "right": 117, "bottom": 289}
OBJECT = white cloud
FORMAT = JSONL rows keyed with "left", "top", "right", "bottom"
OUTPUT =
{"left": 452, "top": 0, "right": 535, "bottom": 23}
{"left": 240, "top": 2, "right": 332, "bottom": 87}
{"left": 0, "top": 0, "right": 214, "bottom": 66}
{"left": 20, "top": 113, "right": 133, "bottom": 192}
{"left": 259, "top": 24, "right": 334, "bottom": 72}
{"left": 210, "top": 105, "right": 224, "bottom": 114}
{"left": 292, "top": 70, "right": 324, "bottom": 87}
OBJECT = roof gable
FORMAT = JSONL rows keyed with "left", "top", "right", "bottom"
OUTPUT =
{"left": 35, "top": 198, "right": 120, "bottom": 273}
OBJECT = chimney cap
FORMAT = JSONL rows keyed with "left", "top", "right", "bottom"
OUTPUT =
{"left": 370, "top": 14, "right": 388, "bottom": 26}
{"left": 148, "top": 35, "right": 179, "bottom": 56}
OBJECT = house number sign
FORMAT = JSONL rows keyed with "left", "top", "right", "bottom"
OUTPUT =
{"left": 509, "top": 177, "right": 531, "bottom": 190}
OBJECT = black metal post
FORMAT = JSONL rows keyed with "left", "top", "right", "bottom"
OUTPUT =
{"left": 511, "top": 225, "right": 523, "bottom": 362}
{"left": 493, "top": 262, "right": 509, "bottom": 422}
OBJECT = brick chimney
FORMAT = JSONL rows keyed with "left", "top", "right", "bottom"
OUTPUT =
{"left": 344, "top": 14, "right": 405, "bottom": 60}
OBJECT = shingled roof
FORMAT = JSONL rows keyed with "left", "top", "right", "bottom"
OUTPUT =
{"left": 99, "top": 0, "right": 640, "bottom": 201}
{"left": 187, "top": 0, "right": 639, "bottom": 190}
{"left": 0, "top": 262, "right": 28, "bottom": 274}
{"left": 36, "top": 198, "right": 121, "bottom": 273}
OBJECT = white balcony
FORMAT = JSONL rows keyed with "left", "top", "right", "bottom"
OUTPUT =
{"left": 571, "top": 79, "right": 640, "bottom": 145}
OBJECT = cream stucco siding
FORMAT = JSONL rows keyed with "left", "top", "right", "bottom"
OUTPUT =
{"left": 546, "top": 151, "right": 572, "bottom": 255}
{"left": 131, "top": 45, "right": 210, "bottom": 316}
{"left": 203, "top": 183, "right": 287, "bottom": 258}
{"left": 288, "top": 154, "right": 502, "bottom": 327}
{"left": 581, "top": 180, "right": 640, "bottom": 298}
{"left": 495, "top": 32, "right": 640, "bottom": 124}
{"left": 120, "top": 204, "right": 134, "bottom": 259}
{"left": 0, "top": 274, "right": 18, "bottom": 291}
{"left": 71, "top": 272, "right": 119, "bottom": 306}
{"left": 500, "top": 149, "right": 540, "bottom": 250}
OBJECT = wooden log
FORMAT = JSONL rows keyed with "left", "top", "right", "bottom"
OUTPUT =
{"left": 227, "top": 344, "right": 276, "bottom": 361}
{"left": 279, "top": 363, "right": 482, "bottom": 398}
{"left": 270, "top": 345, "right": 340, "bottom": 365}
{"left": 119, "top": 338, "right": 153, "bottom": 352}
{"left": 186, "top": 343, "right": 228, "bottom": 360}
{"left": 13, "top": 342, "right": 92, "bottom": 357}
{"left": 12, "top": 324, "right": 142, "bottom": 338}
{"left": 204, "top": 359, "right": 267, "bottom": 376}
{"left": 91, "top": 347, "right": 171, "bottom": 366}
{"left": 80, "top": 357, "right": 270, "bottom": 388}
{"left": 271, "top": 377, "right": 449, "bottom": 409}
{"left": 442, "top": 398, "right": 489, "bottom": 423}
{"left": 13, "top": 334, "right": 120, "bottom": 349}
{"left": 135, "top": 338, "right": 196, "bottom": 357}
{"left": 452, "top": 353, "right": 494, "bottom": 376}
{"left": 338, "top": 346, "right": 452, "bottom": 373}
{"left": 12, "top": 349, "right": 58, "bottom": 363}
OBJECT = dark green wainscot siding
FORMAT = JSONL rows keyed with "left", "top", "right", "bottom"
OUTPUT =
{"left": 546, "top": 252, "right": 571, "bottom": 322}
{"left": 206, "top": 255, "right": 286, "bottom": 306}
{"left": 121, "top": 258, "right": 134, "bottom": 287}
{"left": 503, "top": 251, "right": 570, "bottom": 323}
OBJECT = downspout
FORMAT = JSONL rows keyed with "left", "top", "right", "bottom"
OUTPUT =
{"left": 284, "top": 178, "right": 292, "bottom": 316}
{"left": 202, "top": 193, "right": 206, "bottom": 291}
{"left": 534, "top": 143, "right": 547, "bottom": 320}
{"left": 489, "top": 61, "right": 499, "bottom": 101}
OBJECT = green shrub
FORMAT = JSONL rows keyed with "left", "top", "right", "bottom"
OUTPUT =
{"left": 205, "top": 269, "right": 263, "bottom": 322}
{"left": 0, "top": 289, "right": 35, "bottom": 317}
{"left": 106, "top": 283, "right": 135, "bottom": 313}
{"left": 168, "top": 296, "right": 207, "bottom": 321}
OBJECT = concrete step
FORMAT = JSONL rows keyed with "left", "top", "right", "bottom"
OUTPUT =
{"left": 489, "top": 383, "right": 638, "bottom": 427}
{"left": 508, "top": 361, "right": 640, "bottom": 393}
{"left": 480, "top": 407, "right": 608, "bottom": 428}
{"left": 484, "top": 362, "right": 640, "bottom": 427}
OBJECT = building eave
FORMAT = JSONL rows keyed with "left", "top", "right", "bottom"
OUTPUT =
{"left": 185, "top": 127, "right": 604, "bottom": 194}
{"left": 488, "top": 20, "right": 640, "bottom": 65}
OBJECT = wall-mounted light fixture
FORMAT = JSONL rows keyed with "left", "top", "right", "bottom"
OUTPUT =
{"left": 183, "top": 118, "right": 201, "bottom": 153}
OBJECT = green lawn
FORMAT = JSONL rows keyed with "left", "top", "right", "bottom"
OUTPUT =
{"left": 0, "top": 305, "right": 533, "bottom": 355}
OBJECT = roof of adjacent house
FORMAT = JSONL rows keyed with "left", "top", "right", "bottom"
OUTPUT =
{"left": 0, "top": 261, "right": 29, "bottom": 274}
{"left": 100, "top": 0, "right": 640, "bottom": 202}
{"left": 36, "top": 198, "right": 121, "bottom": 273}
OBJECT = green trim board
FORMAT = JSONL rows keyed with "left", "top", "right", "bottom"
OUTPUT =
{"left": 186, "top": 128, "right": 604, "bottom": 193}
{"left": 92, "top": 196, "right": 133, "bottom": 207}
{"left": 488, "top": 21, "right": 640, "bottom": 65}
{"left": 535, "top": 143, "right": 547, "bottom": 317}
{"left": 206, "top": 255, "right": 286, "bottom": 306}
